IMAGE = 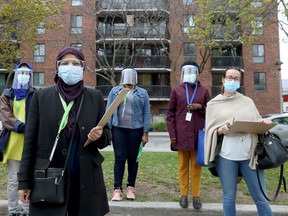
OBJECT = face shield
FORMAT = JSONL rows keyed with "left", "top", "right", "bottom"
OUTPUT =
{"left": 12, "top": 67, "right": 33, "bottom": 90}
{"left": 120, "top": 68, "right": 138, "bottom": 86}
{"left": 180, "top": 65, "right": 199, "bottom": 84}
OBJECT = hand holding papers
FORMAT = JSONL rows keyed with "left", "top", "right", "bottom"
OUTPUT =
{"left": 84, "top": 88, "right": 130, "bottom": 147}
{"left": 227, "top": 121, "right": 277, "bottom": 134}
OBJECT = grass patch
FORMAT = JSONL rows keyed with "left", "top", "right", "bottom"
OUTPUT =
{"left": 1, "top": 151, "right": 287, "bottom": 205}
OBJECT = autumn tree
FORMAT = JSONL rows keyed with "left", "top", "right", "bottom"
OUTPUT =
{"left": 0, "top": 0, "right": 62, "bottom": 85}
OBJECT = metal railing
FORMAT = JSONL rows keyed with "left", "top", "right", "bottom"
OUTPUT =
{"left": 211, "top": 56, "right": 243, "bottom": 68}
{"left": 97, "top": 55, "right": 171, "bottom": 68}
{"left": 97, "top": 25, "right": 169, "bottom": 39}
{"left": 95, "top": 85, "right": 170, "bottom": 98}
{"left": 98, "top": 0, "right": 169, "bottom": 11}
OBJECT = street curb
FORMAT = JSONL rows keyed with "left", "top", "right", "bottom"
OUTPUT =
{"left": 1, "top": 200, "right": 287, "bottom": 216}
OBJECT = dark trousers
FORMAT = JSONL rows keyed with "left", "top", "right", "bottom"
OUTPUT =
{"left": 112, "top": 127, "right": 143, "bottom": 190}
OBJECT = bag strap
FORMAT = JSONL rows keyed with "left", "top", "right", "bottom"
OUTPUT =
{"left": 256, "top": 164, "right": 286, "bottom": 201}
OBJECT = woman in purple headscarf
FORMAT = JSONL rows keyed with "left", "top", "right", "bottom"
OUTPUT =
{"left": 17, "top": 47, "right": 111, "bottom": 216}
{"left": 0, "top": 62, "right": 36, "bottom": 216}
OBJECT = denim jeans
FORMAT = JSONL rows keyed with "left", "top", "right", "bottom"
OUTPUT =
{"left": 216, "top": 156, "right": 272, "bottom": 216}
{"left": 7, "top": 160, "right": 29, "bottom": 214}
{"left": 112, "top": 127, "right": 143, "bottom": 190}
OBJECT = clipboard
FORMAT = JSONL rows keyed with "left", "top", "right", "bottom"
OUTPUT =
{"left": 84, "top": 88, "right": 130, "bottom": 147}
{"left": 227, "top": 121, "right": 277, "bottom": 134}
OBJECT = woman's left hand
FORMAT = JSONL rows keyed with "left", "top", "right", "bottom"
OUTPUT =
{"left": 142, "top": 132, "right": 148, "bottom": 144}
{"left": 259, "top": 118, "right": 273, "bottom": 124}
{"left": 88, "top": 126, "right": 103, "bottom": 141}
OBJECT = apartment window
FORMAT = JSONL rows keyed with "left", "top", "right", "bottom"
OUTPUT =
{"left": 71, "top": 15, "right": 82, "bottom": 34}
{"left": 183, "top": 16, "right": 194, "bottom": 33}
{"left": 33, "top": 72, "right": 45, "bottom": 86}
{"left": 183, "top": 43, "right": 196, "bottom": 62}
{"left": 254, "top": 72, "right": 266, "bottom": 91}
{"left": 183, "top": 0, "right": 193, "bottom": 5}
{"left": 252, "top": 17, "right": 263, "bottom": 35}
{"left": 251, "top": 0, "right": 262, "bottom": 7}
{"left": 253, "top": 44, "right": 264, "bottom": 63}
{"left": 70, "top": 43, "right": 82, "bottom": 50}
{"left": 72, "top": 0, "right": 83, "bottom": 6}
{"left": 33, "top": 44, "right": 45, "bottom": 62}
{"left": 36, "top": 22, "right": 45, "bottom": 34}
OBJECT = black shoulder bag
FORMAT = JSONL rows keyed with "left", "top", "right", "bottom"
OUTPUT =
{"left": 30, "top": 94, "right": 84, "bottom": 204}
{"left": 255, "top": 132, "right": 288, "bottom": 201}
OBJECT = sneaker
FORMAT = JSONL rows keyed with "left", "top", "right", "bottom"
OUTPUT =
{"left": 126, "top": 186, "right": 136, "bottom": 200}
{"left": 111, "top": 188, "right": 122, "bottom": 201}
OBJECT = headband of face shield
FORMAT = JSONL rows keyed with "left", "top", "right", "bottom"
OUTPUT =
{"left": 180, "top": 65, "right": 199, "bottom": 84}
{"left": 12, "top": 67, "right": 33, "bottom": 90}
{"left": 120, "top": 68, "right": 138, "bottom": 85}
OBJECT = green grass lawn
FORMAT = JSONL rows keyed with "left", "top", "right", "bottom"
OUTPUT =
{"left": 1, "top": 151, "right": 287, "bottom": 204}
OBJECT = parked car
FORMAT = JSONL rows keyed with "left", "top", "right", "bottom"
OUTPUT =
{"left": 262, "top": 113, "right": 288, "bottom": 148}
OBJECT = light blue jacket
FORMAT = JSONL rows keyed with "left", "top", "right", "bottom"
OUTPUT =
{"left": 106, "top": 85, "right": 151, "bottom": 132}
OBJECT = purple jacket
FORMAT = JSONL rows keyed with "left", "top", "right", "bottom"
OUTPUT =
{"left": 167, "top": 82, "right": 211, "bottom": 150}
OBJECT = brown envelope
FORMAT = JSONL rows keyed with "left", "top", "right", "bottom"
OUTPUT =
{"left": 84, "top": 88, "right": 130, "bottom": 146}
{"left": 227, "top": 121, "right": 277, "bottom": 134}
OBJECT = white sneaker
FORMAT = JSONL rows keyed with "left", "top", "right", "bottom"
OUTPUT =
{"left": 126, "top": 186, "right": 136, "bottom": 200}
{"left": 111, "top": 188, "right": 122, "bottom": 201}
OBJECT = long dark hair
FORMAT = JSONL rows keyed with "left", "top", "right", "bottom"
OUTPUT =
{"left": 221, "top": 67, "right": 242, "bottom": 94}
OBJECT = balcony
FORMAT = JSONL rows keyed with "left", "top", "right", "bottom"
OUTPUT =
{"left": 97, "top": 55, "right": 171, "bottom": 69}
{"left": 95, "top": 85, "right": 171, "bottom": 99}
{"left": 211, "top": 56, "right": 243, "bottom": 69}
{"left": 96, "top": 25, "right": 170, "bottom": 40}
{"left": 212, "top": 25, "right": 241, "bottom": 40}
{"left": 98, "top": 0, "right": 169, "bottom": 11}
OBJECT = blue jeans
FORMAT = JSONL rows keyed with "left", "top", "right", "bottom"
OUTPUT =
{"left": 216, "top": 156, "right": 272, "bottom": 216}
{"left": 112, "top": 127, "right": 143, "bottom": 190}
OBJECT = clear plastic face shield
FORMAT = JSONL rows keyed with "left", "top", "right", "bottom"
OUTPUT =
{"left": 120, "top": 68, "right": 138, "bottom": 86}
{"left": 12, "top": 67, "right": 33, "bottom": 90}
{"left": 180, "top": 65, "right": 199, "bottom": 84}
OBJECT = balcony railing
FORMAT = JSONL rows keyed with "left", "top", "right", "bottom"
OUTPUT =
{"left": 212, "top": 25, "right": 241, "bottom": 40}
{"left": 211, "top": 56, "right": 243, "bottom": 69}
{"left": 97, "top": 55, "right": 171, "bottom": 68}
{"left": 98, "top": 0, "right": 169, "bottom": 11}
{"left": 95, "top": 85, "right": 171, "bottom": 98}
{"left": 97, "top": 25, "right": 169, "bottom": 39}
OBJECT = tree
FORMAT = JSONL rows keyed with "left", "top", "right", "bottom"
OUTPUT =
{"left": 0, "top": 0, "right": 62, "bottom": 85}
{"left": 54, "top": 0, "right": 280, "bottom": 88}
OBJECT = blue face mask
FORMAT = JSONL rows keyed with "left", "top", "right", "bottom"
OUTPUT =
{"left": 224, "top": 80, "right": 240, "bottom": 93}
{"left": 58, "top": 65, "right": 83, "bottom": 85}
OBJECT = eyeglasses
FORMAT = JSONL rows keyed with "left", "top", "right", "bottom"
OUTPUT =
{"left": 225, "top": 75, "right": 241, "bottom": 82}
{"left": 57, "top": 59, "right": 85, "bottom": 69}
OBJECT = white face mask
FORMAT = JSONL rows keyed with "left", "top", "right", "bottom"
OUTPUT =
{"left": 183, "top": 74, "right": 197, "bottom": 84}
{"left": 17, "top": 74, "right": 30, "bottom": 85}
{"left": 58, "top": 65, "right": 83, "bottom": 85}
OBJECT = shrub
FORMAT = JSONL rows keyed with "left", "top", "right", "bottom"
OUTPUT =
{"left": 150, "top": 122, "right": 167, "bottom": 132}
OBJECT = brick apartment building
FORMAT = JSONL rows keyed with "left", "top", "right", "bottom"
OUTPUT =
{"left": 19, "top": 0, "right": 281, "bottom": 116}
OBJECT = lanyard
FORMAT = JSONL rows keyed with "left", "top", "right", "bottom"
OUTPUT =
{"left": 185, "top": 82, "right": 198, "bottom": 105}
{"left": 49, "top": 96, "right": 74, "bottom": 161}
{"left": 123, "top": 88, "right": 133, "bottom": 106}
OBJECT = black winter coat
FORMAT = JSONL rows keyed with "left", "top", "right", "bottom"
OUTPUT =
{"left": 18, "top": 86, "right": 111, "bottom": 216}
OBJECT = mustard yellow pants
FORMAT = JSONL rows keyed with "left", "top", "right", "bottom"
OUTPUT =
{"left": 178, "top": 150, "right": 202, "bottom": 197}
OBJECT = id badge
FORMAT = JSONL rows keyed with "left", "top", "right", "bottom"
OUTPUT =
{"left": 185, "top": 112, "right": 192, "bottom": 121}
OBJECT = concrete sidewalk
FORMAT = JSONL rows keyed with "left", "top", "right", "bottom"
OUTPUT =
{"left": 0, "top": 132, "right": 287, "bottom": 215}
{"left": 0, "top": 200, "right": 287, "bottom": 216}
